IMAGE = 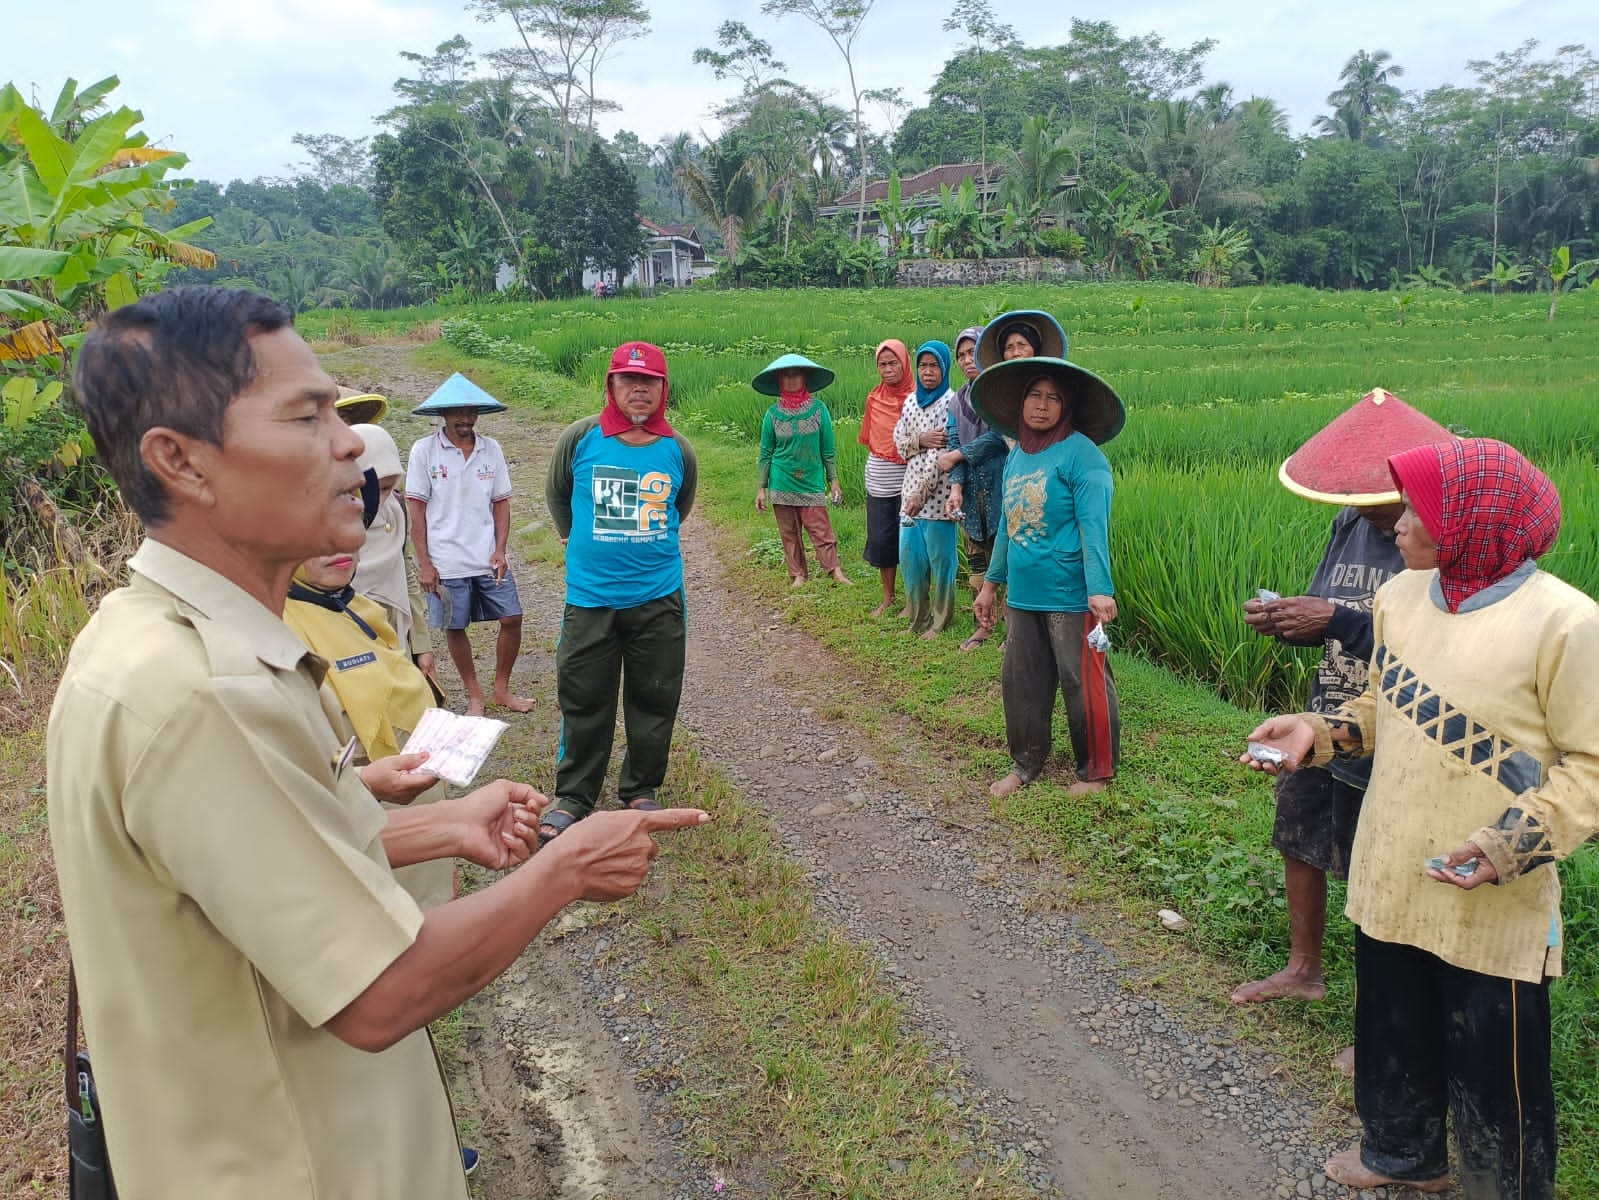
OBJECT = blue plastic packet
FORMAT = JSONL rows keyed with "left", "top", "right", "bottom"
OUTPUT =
{"left": 1425, "top": 855, "right": 1479, "bottom": 877}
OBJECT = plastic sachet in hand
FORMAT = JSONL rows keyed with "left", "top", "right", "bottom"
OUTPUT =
{"left": 401, "top": 708, "right": 509, "bottom": 786}
{"left": 1245, "top": 740, "right": 1287, "bottom": 766}
{"left": 1257, "top": 588, "right": 1281, "bottom": 603}
{"left": 1087, "top": 621, "right": 1111, "bottom": 653}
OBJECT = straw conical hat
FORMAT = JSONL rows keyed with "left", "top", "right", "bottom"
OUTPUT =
{"left": 1279, "top": 389, "right": 1454, "bottom": 505}
{"left": 971, "top": 356, "right": 1125, "bottom": 445}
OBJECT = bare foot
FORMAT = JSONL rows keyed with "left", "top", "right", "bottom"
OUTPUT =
{"left": 896, "top": 606, "right": 912, "bottom": 620}
{"left": 1331, "top": 1045, "right": 1355, "bottom": 1078}
{"left": 870, "top": 600, "right": 893, "bottom": 617}
{"left": 791, "top": 576, "right": 807, "bottom": 588}
{"left": 1065, "top": 779, "right": 1108, "bottom": 796}
{"left": 1229, "top": 968, "right": 1327, "bottom": 1004}
{"left": 465, "top": 696, "right": 486, "bottom": 717}
{"left": 1324, "top": 1145, "right": 1447, "bottom": 1192}
{"left": 830, "top": 570, "right": 853, "bottom": 585}
{"left": 490, "top": 691, "right": 536, "bottom": 713}
{"left": 989, "top": 772, "right": 1026, "bottom": 798}
{"left": 919, "top": 627, "right": 942, "bottom": 640}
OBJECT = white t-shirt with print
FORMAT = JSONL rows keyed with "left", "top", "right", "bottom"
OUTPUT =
{"left": 404, "top": 430, "right": 513, "bottom": 579}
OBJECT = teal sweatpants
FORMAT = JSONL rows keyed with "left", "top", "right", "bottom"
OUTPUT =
{"left": 899, "top": 518, "right": 959, "bottom": 634}
{"left": 553, "top": 590, "right": 686, "bottom": 817}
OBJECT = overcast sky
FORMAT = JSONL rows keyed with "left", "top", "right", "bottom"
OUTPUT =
{"left": 12, "top": 0, "right": 1591, "bottom": 183}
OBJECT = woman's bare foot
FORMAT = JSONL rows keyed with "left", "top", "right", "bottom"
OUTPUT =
{"left": 1324, "top": 1145, "right": 1447, "bottom": 1192}
{"left": 1230, "top": 967, "right": 1327, "bottom": 1004}
{"left": 791, "top": 575, "right": 807, "bottom": 588}
{"left": 1331, "top": 1045, "right": 1355, "bottom": 1078}
{"left": 490, "top": 690, "right": 536, "bottom": 713}
{"left": 830, "top": 569, "right": 853, "bottom": 585}
{"left": 989, "top": 772, "right": 1027, "bottom": 798}
{"left": 896, "top": 605, "right": 912, "bottom": 619}
{"left": 870, "top": 600, "right": 893, "bottom": 617}
{"left": 919, "top": 627, "right": 942, "bottom": 640}
{"left": 1065, "top": 779, "right": 1108, "bottom": 796}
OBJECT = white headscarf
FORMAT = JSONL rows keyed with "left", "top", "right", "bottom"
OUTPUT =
{"left": 351, "top": 425, "right": 412, "bottom": 641}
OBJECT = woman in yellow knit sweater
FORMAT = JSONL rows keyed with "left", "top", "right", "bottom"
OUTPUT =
{"left": 1245, "top": 437, "right": 1599, "bottom": 1199}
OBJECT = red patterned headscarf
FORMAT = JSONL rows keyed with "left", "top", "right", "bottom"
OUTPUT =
{"left": 1389, "top": 438, "right": 1562, "bottom": 613}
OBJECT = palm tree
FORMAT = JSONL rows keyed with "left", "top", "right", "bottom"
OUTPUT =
{"left": 993, "top": 115, "right": 1081, "bottom": 246}
{"left": 653, "top": 132, "right": 697, "bottom": 219}
{"left": 676, "top": 139, "right": 763, "bottom": 265}
{"left": 1318, "top": 49, "right": 1404, "bottom": 142}
{"left": 337, "top": 240, "right": 405, "bottom": 309}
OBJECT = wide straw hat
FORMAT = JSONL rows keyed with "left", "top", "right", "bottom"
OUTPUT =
{"left": 412, "top": 372, "right": 509, "bottom": 416}
{"left": 976, "top": 309, "right": 1068, "bottom": 370}
{"left": 1279, "top": 388, "right": 1454, "bottom": 505}
{"left": 752, "top": 353, "right": 835, "bottom": 396}
{"left": 971, "top": 357, "right": 1126, "bottom": 445}
{"left": 335, "top": 387, "right": 388, "bottom": 425}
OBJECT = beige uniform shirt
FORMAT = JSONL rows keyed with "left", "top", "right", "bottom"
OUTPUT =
{"left": 47, "top": 539, "right": 468, "bottom": 1199}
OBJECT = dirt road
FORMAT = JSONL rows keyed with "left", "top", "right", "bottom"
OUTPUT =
{"left": 326, "top": 344, "right": 1407, "bottom": 1200}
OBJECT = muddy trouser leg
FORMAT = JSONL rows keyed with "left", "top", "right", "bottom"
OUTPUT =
{"left": 1047, "top": 611, "right": 1119, "bottom": 781}
{"left": 800, "top": 504, "right": 841, "bottom": 573}
{"left": 554, "top": 604, "right": 623, "bottom": 818}
{"left": 1353, "top": 929, "right": 1556, "bottom": 1198}
{"left": 1001, "top": 607, "right": 1056, "bottom": 782}
{"left": 923, "top": 518, "right": 960, "bottom": 633}
{"left": 615, "top": 591, "right": 687, "bottom": 805}
{"left": 900, "top": 520, "right": 932, "bottom": 632}
{"left": 1438, "top": 942, "right": 1555, "bottom": 1200}
{"left": 773, "top": 504, "right": 808, "bottom": 579}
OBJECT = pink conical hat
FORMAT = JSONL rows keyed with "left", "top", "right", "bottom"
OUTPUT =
{"left": 1279, "top": 389, "right": 1455, "bottom": 505}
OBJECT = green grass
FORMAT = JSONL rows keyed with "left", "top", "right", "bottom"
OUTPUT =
{"left": 409, "top": 282, "right": 1599, "bottom": 1196}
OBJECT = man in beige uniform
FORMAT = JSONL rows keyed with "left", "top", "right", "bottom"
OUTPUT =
{"left": 48, "top": 287, "right": 708, "bottom": 1199}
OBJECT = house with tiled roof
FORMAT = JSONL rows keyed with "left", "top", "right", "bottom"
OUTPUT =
{"left": 582, "top": 219, "right": 712, "bottom": 292}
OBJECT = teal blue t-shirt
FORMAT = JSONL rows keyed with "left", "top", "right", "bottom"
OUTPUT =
{"left": 546, "top": 419, "right": 698, "bottom": 609}
{"left": 985, "top": 433, "right": 1114, "bottom": 612}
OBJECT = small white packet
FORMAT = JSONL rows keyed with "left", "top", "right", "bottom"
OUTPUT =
{"left": 401, "top": 708, "right": 509, "bottom": 787}
{"left": 1087, "top": 621, "right": 1111, "bottom": 652}
{"left": 1257, "top": 588, "right": 1281, "bottom": 603}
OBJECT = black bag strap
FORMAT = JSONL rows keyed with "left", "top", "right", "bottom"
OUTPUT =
{"left": 67, "top": 965, "right": 82, "bottom": 1111}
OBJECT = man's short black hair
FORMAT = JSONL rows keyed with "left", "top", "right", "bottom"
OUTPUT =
{"left": 73, "top": 287, "right": 294, "bottom": 525}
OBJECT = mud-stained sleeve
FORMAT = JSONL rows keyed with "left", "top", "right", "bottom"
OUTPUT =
{"left": 1469, "top": 607, "right": 1599, "bottom": 883}
{"left": 1300, "top": 688, "right": 1377, "bottom": 768}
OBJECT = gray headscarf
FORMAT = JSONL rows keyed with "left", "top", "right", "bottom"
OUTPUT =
{"left": 952, "top": 325, "right": 986, "bottom": 445}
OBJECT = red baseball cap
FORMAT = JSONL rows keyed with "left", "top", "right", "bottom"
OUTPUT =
{"left": 608, "top": 341, "right": 669, "bottom": 381}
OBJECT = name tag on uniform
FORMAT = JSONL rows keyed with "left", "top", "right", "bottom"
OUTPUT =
{"left": 334, "top": 651, "right": 378, "bottom": 672}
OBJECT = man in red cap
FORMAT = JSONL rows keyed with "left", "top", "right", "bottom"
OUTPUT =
{"left": 1231, "top": 390, "right": 1453, "bottom": 1039}
{"left": 540, "top": 342, "right": 699, "bottom": 842}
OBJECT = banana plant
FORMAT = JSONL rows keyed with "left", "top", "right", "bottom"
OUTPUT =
{"left": 0, "top": 77, "right": 217, "bottom": 327}
{"left": 1546, "top": 245, "right": 1599, "bottom": 322}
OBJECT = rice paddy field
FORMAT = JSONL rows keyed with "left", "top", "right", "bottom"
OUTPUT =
{"left": 429, "top": 281, "right": 1599, "bottom": 710}
{"left": 319, "top": 281, "right": 1599, "bottom": 1192}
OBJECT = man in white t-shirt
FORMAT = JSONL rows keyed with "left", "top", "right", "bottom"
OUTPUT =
{"left": 406, "top": 375, "right": 534, "bottom": 715}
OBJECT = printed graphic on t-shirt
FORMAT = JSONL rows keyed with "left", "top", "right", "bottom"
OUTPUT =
{"left": 1004, "top": 469, "right": 1048, "bottom": 547}
{"left": 592, "top": 467, "right": 673, "bottom": 538}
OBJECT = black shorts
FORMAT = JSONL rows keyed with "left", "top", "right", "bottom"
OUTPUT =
{"left": 863, "top": 493, "right": 901, "bottom": 568}
{"left": 1271, "top": 766, "right": 1364, "bottom": 879}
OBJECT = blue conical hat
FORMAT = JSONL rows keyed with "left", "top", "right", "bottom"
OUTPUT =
{"left": 413, "top": 373, "right": 508, "bottom": 415}
{"left": 752, "top": 353, "right": 835, "bottom": 397}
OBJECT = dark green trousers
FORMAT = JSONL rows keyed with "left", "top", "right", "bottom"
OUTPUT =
{"left": 553, "top": 590, "right": 686, "bottom": 817}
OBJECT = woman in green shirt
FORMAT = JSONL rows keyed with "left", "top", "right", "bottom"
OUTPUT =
{"left": 754, "top": 353, "right": 850, "bottom": 587}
